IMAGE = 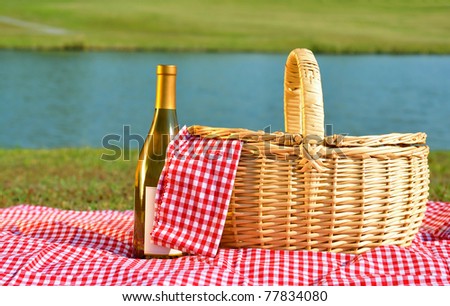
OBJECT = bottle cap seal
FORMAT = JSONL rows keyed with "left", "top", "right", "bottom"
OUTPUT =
{"left": 157, "top": 65, "right": 177, "bottom": 75}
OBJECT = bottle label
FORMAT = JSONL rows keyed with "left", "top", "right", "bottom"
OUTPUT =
{"left": 144, "top": 186, "right": 182, "bottom": 256}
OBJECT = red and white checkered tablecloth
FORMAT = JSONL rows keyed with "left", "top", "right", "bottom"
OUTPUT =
{"left": 1, "top": 202, "right": 449, "bottom": 286}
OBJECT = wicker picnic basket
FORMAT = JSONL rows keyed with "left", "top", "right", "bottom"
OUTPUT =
{"left": 188, "top": 48, "right": 429, "bottom": 254}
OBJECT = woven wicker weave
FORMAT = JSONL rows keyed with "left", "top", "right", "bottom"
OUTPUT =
{"left": 188, "top": 48, "right": 429, "bottom": 254}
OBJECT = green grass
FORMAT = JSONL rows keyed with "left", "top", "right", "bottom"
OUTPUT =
{"left": 0, "top": 148, "right": 448, "bottom": 211}
{"left": 0, "top": 0, "right": 449, "bottom": 53}
{"left": 428, "top": 151, "right": 450, "bottom": 202}
{"left": 0, "top": 148, "right": 136, "bottom": 211}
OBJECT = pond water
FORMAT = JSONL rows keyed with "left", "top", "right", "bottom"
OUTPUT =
{"left": 0, "top": 50, "right": 449, "bottom": 150}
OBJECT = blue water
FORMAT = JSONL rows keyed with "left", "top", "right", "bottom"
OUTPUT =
{"left": 1, "top": 50, "right": 449, "bottom": 150}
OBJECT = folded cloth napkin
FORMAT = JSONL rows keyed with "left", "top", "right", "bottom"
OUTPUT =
{"left": 151, "top": 126, "right": 242, "bottom": 257}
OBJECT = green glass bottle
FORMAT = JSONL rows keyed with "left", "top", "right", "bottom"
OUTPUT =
{"left": 132, "top": 65, "right": 181, "bottom": 259}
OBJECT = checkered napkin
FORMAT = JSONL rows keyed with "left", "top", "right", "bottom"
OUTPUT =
{"left": 151, "top": 126, "right": 243, "bottom": 257}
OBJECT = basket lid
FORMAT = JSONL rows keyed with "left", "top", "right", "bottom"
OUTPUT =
{"left": 325, "top": 132, "right": 427, "bottom": 147}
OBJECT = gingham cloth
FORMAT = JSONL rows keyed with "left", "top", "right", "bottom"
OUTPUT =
{"left": 0, "top": 202, "right": 449, "bottom": 286}
{"left": 151, "top": 126, "right": 242, "bottom": 257}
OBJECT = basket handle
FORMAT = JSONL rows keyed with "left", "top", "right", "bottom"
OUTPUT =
{"left": 284, "top": 48, "right": 324, "bottom": 137}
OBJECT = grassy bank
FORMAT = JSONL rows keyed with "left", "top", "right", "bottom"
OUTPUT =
{"left": 0, "top": 148, "right": 448, "bottom": 211}
{"left": 0, "top": 148, "right": 136, "bottom": 211}
{"left": 0, "top": 0, "right": 449, "bottom": 54}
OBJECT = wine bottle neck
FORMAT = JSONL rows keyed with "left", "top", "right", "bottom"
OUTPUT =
{"left": 155, "top": 65, "right": 176, "bottom": 109}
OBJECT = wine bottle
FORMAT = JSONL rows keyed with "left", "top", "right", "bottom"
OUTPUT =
{"left": 132, "top": 65, "right": 181, "bottom": 259}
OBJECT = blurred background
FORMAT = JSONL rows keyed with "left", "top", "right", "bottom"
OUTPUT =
{"left": 1, "top": 0, "right": 449, "bottom": 209}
